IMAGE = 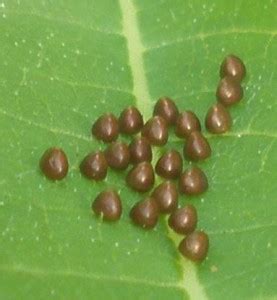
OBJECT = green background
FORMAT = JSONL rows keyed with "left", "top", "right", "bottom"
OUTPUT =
{"left": 0, "top": 0, "right": 276, "bottom": 299}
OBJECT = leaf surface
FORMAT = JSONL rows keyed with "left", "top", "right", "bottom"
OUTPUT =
{"left": 0, "top": 0, "right": 276, "bottom": 299}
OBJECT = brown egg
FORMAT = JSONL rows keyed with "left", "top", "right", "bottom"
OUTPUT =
{"left": 175, "top": 111, "right": 201, "bottom": 139}
{"left": 130, "top": 197, "right": 159, "bottom": 229}
{"left": 168, "top": 205, "right": 197, "bottom": 234}
{"left": 40, "top": 147, "right": 68, "bottom": 180}
{"left": 141, "top": 116, "right": 168, "bottom": 146}
{"left": 119, "top": 106, "right": 144, "bottom": 135}
{"left": 129, "top": 137, "right": 152, "bottom": 164}
{"left": 178, "top": 231, "right": 209, "bottom": 262}
{"left": 151, "top": 181, "right": 178, "bottom": 214}
{"left": 92, "top": 113, "right": 119, "bottom": 142}
{"left": 92, "top": 190, "right": 122, "bottom": 221}
{"left": 126, "top": 162, "right": 155, "bottom": 192}
{"left": 205, "top": 103, "right": 232, "bottom": 134}
{"left": 220, "top": 54, "right": 246, "bottom": 82}
{"left": 216, "top": 77, "right": 243, "bottom": 106}
{"left": 80, "top": 151, "right": 108, "bottom": 181}
{"left": 153, "top": 97, "right": 179, "bottom": 125}
{"left": 105, "top": 141, "right": 130, "bottom": 170}
{"left": 184, "top": 132, "right": 211, "bottom": 161}
{"left": 179, "top": 166, "right": 208, "bottom": 195}
{"left": 155, "top": 150, "right": 183, "bottom": 179}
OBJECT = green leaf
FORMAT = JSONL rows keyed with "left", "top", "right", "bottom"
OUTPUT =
{"left": 0, "top": 0, "right": 276, "bottom": 299}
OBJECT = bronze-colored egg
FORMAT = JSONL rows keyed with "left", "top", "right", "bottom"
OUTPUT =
{"left": 119, "top": 106, "right": 143, "bottom": 134}
{"left": 141, "top": 116, "right": 168, "bottom": 146}
{"left": 205, "top": 103, "right": 232, "bottom": 134}
{"left": 155, "top": 150, "right": 183, "bottom": 179}
{"left": 178, "top": 231, "right": 209, "bottom": 262}
{"left": 216, "top": 77, "right": 243, "bottom": 106}
{"left": 151, "top": 181, "right": 178, "bottom": 214}
{"left": 129, "top": 137, "right": 152, "bottom": 164}
{"left": 130, "top": 197, "right": 159, "bottom": 229}
{"left": 80, "top": 151, "right": 108, "bottom": 181}
{"left": 105, "top": 141, "right": 130, "bottom": 170}
{"left": 126, "top": 162, "right": 155, "bottom": 192}
{"left": 40, "top": 147, "right": 68, "bottom": 180}
{"left": 92, "top": 113, "right": 119, "bottom": 142}
{"left": 179, "top": 166, "right": 208, "bottom": 195}
{"left": 92, "top": 190, "right": 122, "bottom": 221}
{"left": 175, "top": 111, "right": 201, "bottom": 139}
{"left": 168, "top": 205, "right": 197, "bottom": 234}
{"left": 153, "top": 97, "right": 179, "bottom": 125}
{"left": 184, "top": 132, "right": 211, "bottom": 161}
{"left": 220, "top": 54, "right": 246, "bottom": 82}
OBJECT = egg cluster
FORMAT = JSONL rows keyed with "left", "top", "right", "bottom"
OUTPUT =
{"left": 40, "top": 55, "right": 246, "bottom": 263}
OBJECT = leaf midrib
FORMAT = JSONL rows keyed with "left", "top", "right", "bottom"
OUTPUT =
{"left": 119, "top": 1, "right": 207, "bottom": 299}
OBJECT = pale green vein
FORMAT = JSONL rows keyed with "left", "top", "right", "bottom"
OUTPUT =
{"left": 1, "top": 9, "right": 121, "bottom": 37}
{"left": 119, "top": 1, "right": 207, "bottom": 299}
{"left": 119, "top": 0, "right": 151, "bottom": 118}
{"left": 209, "top": 223, "right": 277, "bottom": 236}
{"left": 2, "top": 107, "right": 276, "bottom": 146}
{"left": 36, "top": 74, "right": 132, "bottom": 96}
{"left": 146, "top": 28, "right": 277, "bottom": 52}
{"left": 208, "top": 131, "right": 277, "bottom": 139}
{"left": 0, "top": 107, "right": 91, "bottom": 142}
{"left": 170, "top": 130, "right": 277, "bottom": 142}
{"left": 0, "top": 264, "right": 184, "bottom": 291}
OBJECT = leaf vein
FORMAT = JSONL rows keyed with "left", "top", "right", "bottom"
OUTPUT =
{"left": 37, "top": 74, "right": 133, "bottom": 96}
{"left": 145, "top": 29, "right": 277, "bottom": 52}
{"left": 209, "top": 223, "right": 277, "bottom": 236}
{"left": 0, "top": 107, "right": 91, "bottom": 142}
{"left": 0, "top": 264, "right": 184, "bottom": 291}
{"left": 1, "top": 9, "right": 121, "bottom": 37}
